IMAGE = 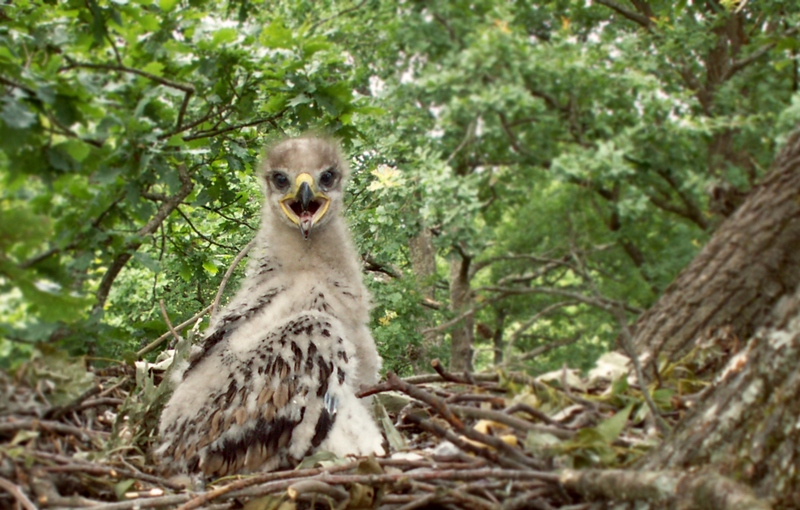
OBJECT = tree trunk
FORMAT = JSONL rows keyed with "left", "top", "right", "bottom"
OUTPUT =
{"left": 449, "top": 253, "right": 473, "bottom": 372}
{"left": 409, "top": 228, "right": 440, "bottom": 369}
{"left": 409, "top": 228, "right": 437, "bottom": 300}
{"left": 629, "top": 127, "right": 800, "bottom": 507}
{"left": 638, "top": 291, "right": 800, "bottom": 508}
{"left": 631, "top": 129, "right": 800, "bottom": 365}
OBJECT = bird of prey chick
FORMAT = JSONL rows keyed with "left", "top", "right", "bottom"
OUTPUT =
{"left": 156, "top": 137, "right": 385, "bottom": 476}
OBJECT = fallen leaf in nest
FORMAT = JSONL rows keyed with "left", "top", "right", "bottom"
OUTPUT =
{"left": 459, "top": 419, "right": 519, "bottom": 449}
{"left": 243, "top": 495, "right": 296, "bottom": 510}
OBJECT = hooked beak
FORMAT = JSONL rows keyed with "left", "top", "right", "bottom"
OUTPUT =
{"left": 279, "top": 173, "right": 331, "bottom": 240}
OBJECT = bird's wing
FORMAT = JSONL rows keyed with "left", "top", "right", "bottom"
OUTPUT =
{"left": 183, "top": 285, "right": 282, "bottom": 375}
{"left": 157, "top": 311, "right": 377, "bottom": 477}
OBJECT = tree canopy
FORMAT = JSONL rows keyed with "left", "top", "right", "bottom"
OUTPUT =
{"left": 2, "top": 0, "right": 799, "bottom": 376}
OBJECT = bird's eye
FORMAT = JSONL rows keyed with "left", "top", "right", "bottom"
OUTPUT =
{"left": 272, "top": 172, "right": 289, "bottom": 190}
{"left": 320, "top": 169, "right": 336, "bottom": 188}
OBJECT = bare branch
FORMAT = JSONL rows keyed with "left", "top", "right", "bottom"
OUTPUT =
{"left": 60, "top": 62, "right": 195, "bottom": 94}
{"left": 595, "top": 0, "right": 653, "bottom": 29}
{"left": 94, "top": 165, "right": 194, "bottom": 311}
{"left": 159, "top": 299, "right": 183, "bottom": 345}
{"left": 211, "top": 239, "right": 255, "bottom": 317}
{"left": 723, "top": 26, "right": 799, "bottom": 81}
{"left": 480, "top": 285, "right": 643, "bottom": 314}
{"left": 0, "top": 74, "right": 36, "bottom": 95}
{"left": 137, "top": 304, "right": 212, "bottom": 357}
{"left": 182, "top": 110, "right": 287, "bottom": 141}
{"left": 504, "top": 301, "right": 575, "bottom": 354}
{"left": 0, "top": 475, "right": 37, "bottom": 510}
{"left": 308, "top": 0, "right": 369, "bottom": 35}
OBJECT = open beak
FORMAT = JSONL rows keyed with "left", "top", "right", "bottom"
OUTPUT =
{"left": 279, "top": 173, "right": 331, "bottom": 240}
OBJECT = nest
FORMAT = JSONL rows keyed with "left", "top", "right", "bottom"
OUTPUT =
{"left": 0, "top": 348, "right": 699, "bottom": 510}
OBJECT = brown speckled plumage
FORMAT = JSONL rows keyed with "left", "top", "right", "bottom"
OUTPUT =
{"left": 156, "top": 137, "right": 384, "bottom": 477}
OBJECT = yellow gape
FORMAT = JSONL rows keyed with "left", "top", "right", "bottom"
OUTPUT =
{"left": 279, "top": 172, "right": 331, "bottom": 239}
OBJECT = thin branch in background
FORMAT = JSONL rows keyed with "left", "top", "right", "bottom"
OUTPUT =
{"left": 175, "top": 206, "right": 240, "bottom": 251}
{"left": 595, "top": 0, "right": 654, "bottom": 29}
{"left": 503, "top": 301, "right": 574, "bottom": 356}
{"left": 60, "top": 61, "right": 196, "bottom": 94}
{"left": 445, "top": 118, "right": 477, "bottom": 165}
{"left": 723, "top": 26, "right": 799, "bottom": 81}
{"left": 308, "top": 0, "right": 369, "bottom": 34}
{"left": 0, "top": 74, "right": 36, "bottom": 95}
{"left": 211, "top": 238, "right": 255, "bottom": 317}
{"left": 363, "top": 254, "right": 401, "bottom": 279}
{"left": 502, "top": 333, "right": 581, "bottom": 368}
{"left": 94, "top": 164, "right": 194, "bottom": 311}
{"left": 498, "top": 111, "right": 534, "bottom": 157}
{"left": 614, "top": 305, "right": 671, "bottom": 436}
{"left": 199, "top": 204, "right": 258, "bottom": 231}
{"left": 159, "top": 299, "right": 183, "bottom": 345}
{"left": 137, "top": 304, "right": 212, "bottom": 357}
{"left": 568, "top": 246, "right": 669, "bottom": 435}
{"left": 175, "top": 89, "right": 193, "bottom": 133}
{"left": 182, "top": 110, "right": 287, "bottom": 141}
{"left": 479, "top": 285, "right": 643, "bottom": 315}
{"left": 104, "top": 33, "right": 124, "bottom": 66}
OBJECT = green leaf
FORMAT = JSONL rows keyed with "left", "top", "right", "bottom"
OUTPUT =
{"left": 260, "top": 21, "right": 292, "bottom": 48}
{"left": 202, "top": 259, "right": 219, "bottom": 276}
{"left": 595, "top": 403, "right": 634, "bottom": 444}
{"left": 63, "top": 140, "right": 91, "bottom": 162}
{"left": 159, "top": 0, "right": 178, "bottom": 12}
{"left": 212, "top": 28, "right": 239, "bottom": 46}
{"left": 288, "top": 93, "right": 312, "bottom": 107}
{"left": 141, "top": 61, "right": 164, "bottom": 76}
{"left": 133, "top": 252, "right": 161, "bottom": 273}
{"left": 166, "top": 134, "right": 185, "bottom": 147}
{"left": 113, "top": 479, "right": 137, "bottom": 500}
{"left": 1, "top": 97, "right": 37, "bottom": 129}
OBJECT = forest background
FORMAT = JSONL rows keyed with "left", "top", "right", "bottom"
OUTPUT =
{"left": 2, "top": 0, "right": 799, "bottom": 380}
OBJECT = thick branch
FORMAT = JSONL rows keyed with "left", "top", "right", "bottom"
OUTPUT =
{"left": 723, "top": 26, "right": 799, "bottom": 81}
{"left": 560, "top": 468, "right": 770, "bottom": 510}
{"left": 94, "top": 165, "right": 194, "bottom": 310}
{"left": 595, "top": 0, "right": 653, "bottom": 29}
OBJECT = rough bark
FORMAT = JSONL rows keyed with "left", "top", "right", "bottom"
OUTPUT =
{"left": 639, "top": 289, "right": 800, "bottom": 508}
{"left": 408, "top": 228, "right": 437, "bottom": 300}
{"left": 632, "top": 129, "right": 800, "bottom": 364}
{"left": 449, "top": 253, "right": 474, "bottom": 372}
{"left": 626, "top": 128, "right": 800, "bottom": 508}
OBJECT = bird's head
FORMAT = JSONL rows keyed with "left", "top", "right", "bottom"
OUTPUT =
{"left": 261, "top": 137, "right": 348, "bottom": 240}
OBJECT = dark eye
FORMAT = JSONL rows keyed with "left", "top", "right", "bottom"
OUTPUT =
{"left": 320, "top": 169, "right": 336, "bottom": 188}
{"left": 272, "top": 172, "right": 289, "bottom": 190}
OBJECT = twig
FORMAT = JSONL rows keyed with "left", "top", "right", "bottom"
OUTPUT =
{"left": 159, "top": 299, "right": 183, "bottom": 346}
{"left": 0, "top": 419, "right": 106, "bottom": 442}
{"left": 175, "top": 462, "right": 360, "bottom": 510}
{"left": 211, "top": 239, "right": 255, "bottom": 317}
{"left": 137, "top": 305, "right": 212, "bottom": 357}
{"left": 0, "top": 475, "right": 37, "bottom": 510}
{"left": 45, "top": 384, "right": 102, "bottom": 420}
{"left": 386, "top": 372, "right": 545, "bottom": 470}
{"left": 287, "top": 480, "right": 349, "bottom": 502}
{"left": 613, "top": 307, "right": 671, "bottom": 435}
{"left": 449, "top": 404, "right": 574, "bottom": 439}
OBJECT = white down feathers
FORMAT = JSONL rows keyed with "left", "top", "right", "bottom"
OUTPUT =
{"left": 156, "top": 137, "right": 384, "bottom": 477}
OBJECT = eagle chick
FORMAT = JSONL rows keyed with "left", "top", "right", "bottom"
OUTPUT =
{"left": 156, "top": 137, "right": 385, "bottom": 476}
